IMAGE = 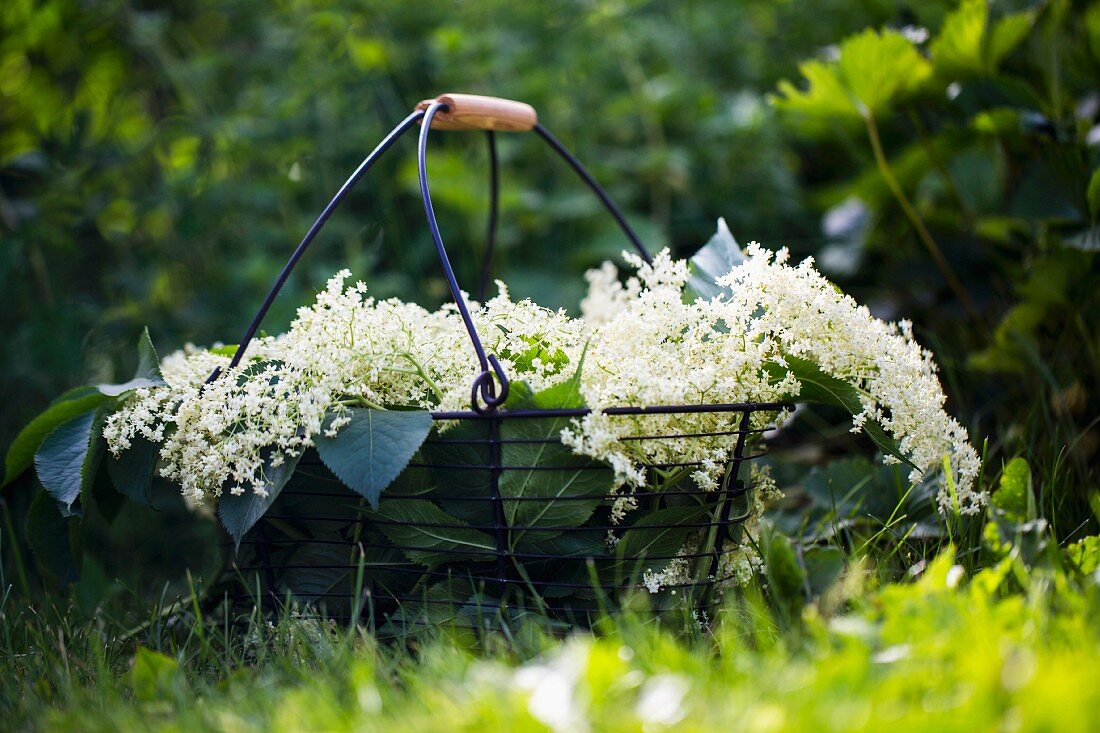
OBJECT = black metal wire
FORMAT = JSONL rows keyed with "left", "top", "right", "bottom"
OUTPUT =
{"left": 533, "top": 123, "right": 651, "bottom": 264}
{"left": 476, "top": 130, "right": 499, "bottom": 302}
{"left": 209, "top": 110, "right": 425, "bottom": 382}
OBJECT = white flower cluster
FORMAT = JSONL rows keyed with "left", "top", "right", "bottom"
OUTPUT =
{"left": 571, "top": 244, "right": 983, "bottom": 515}
{"left": 104, "top": 270, "right": 585, "bottom": 504}
{"left": 564, "top": 249, "right": 799, "bottom": 506}
{"left": 104, "top": 240, "right": 983, "bottom": 520}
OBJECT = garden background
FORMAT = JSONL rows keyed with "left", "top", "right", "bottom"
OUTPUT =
{"left": 1, "top": 0, "right": 1098, "bottom": 730}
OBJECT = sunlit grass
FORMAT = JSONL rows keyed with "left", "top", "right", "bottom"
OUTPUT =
{"left": 2, "top": 549, "right": 1097, "bottom": 732}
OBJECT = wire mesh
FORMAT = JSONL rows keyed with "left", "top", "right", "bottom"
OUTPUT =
{"left": 223, "top": 402, "right": 786, "bottom": 632}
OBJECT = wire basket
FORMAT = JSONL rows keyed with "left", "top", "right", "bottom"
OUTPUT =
{"left": 217, "top": 94, "right": 789, "bottom": 632}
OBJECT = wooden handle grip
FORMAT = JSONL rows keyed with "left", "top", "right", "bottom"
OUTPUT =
{"left": 416, "top": 93, "right": 537, "bottom": 132}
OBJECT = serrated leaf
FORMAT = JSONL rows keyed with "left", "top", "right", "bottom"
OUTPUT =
{"left": 25, "top": 491, "right": 81, "bottom": 583}
{"left": 420, "top": 420, "right": 494, "bottom": 524}
{"left": 106, "top": 436, "right": 160, "bottom": 506}
{"left": 98, "top": 328, "right": 166, "bottom": 396}
{"left": 4, "top": 388, "right": 109, "bottom": 487}
{"left": 931, "top": 0, "right": 988, "bottom": 76}
{"left": 383, "top": 578, "right": 495, "bottom": 630}
{"left": 932, "top": 0, "right": 1033, "bottom": 77}
{"left": 992, "top": 456, "right": 1033, "bottom": 523}
{"left": 775, "top": 29, "right": 931, "bottom": 122}
{"left": 368, "top": 499, "right": 496, "bottom": 566}
{"left": 764, "top": 527, "right": 806, "bottom": 618}
{"left": 775, "top": 61, "right": 863, "bottom": 122}
{"left": 688, "top": 217, "right": 745, "bottom": 300}
{"left": 219, "top": 449, "right": 302, "bottom": 549}
{"left": 615, "top": 505, "right": 708, "bottom": 576}
{"left": 766, "top": 356, "right": 919, "bottom": 470}
{"left": 837, "top": 29, "right": 932, "bottom": 116}
{"left": 34, "top": 410, "right": 101, "bottom": 516}
{"left": 278, "top": 539, "right": 356, "bottom": 605}
{"left": 314, "top": 408, "right": 432, "bottom": 508}
{"left": 1087, "top": 168, "right": 1100, "bottom": 222}
{"left": 500, "top": 358, "right": 612, "bottom": 547}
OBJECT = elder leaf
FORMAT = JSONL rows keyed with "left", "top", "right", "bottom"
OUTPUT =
{"left": 98, "top": 328, "right": 166, "bottom": 396}
{"left": 367, "top": 500, "right": 496, "bottom": 567}
{"left": 687, "top": 217, "right": 745, "bottom": 300}
{"left": 315, "top": 408, "right": 432, "bottom": 509}
{"left": 767, "top": 356, "right": 919, "bottom": 471}
{"left": 34, "top": 409, "right": 104, "bottom": 517}
{"left": 219, "top": 449, "right": 302, "bottom": 549}
{"left": 4, "top": 388, "right": 108, "bottom": 487}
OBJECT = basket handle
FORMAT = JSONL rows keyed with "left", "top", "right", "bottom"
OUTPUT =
{"left": 416, "top": 94, "right": 537, "bottom": 132}
{"left": 209, "top": 95, "right": 651, "bottom": 413}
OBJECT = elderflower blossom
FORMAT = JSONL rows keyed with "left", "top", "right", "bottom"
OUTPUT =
{"left": 104, "top": 270, "right": 585, "bottom": 504}
{"left": 104, "top": 238, "right": 982, "bottom": 520}
{"left": 716, "top": 243, "right": 982, "bottom": 513}
{"left": 569, "top": 244, "right": 983, "bottom": 516}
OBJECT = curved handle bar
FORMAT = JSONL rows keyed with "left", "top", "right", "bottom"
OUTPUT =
{"left": 416, "top": 93, "right": 537, "bottom": 131}
{"left": 210, "top": 94, "right": 652, "bottom": 413}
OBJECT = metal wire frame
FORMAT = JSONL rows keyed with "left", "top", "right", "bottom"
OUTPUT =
{"left": 225, "top": 403, "right": 785, "bottom": 629}
{"left": 208, "top": 99, "right": 791, "bottom": 628}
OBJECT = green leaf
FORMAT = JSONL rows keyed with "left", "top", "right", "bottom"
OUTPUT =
{"left": 1066, "top": 536, "right": 1100, "bottom": 574}
{"left": 931, "top": 0, "right": 988, "bottom": 76}
{"left": 763, "top": 527, "right": 807, "bottom": 618}
{"left": 278, "top": 539, "right": 355, "bottom": 606}
{"left": 931, "top": 0, "right": 1033, "bottom": 77}
{"left": 500, "top": 360, "right": 613, "bottom": 547}
{"left": 992, "top": 456, "right": 1033, "bottom": 523}
{"left": 767, "top": 356, "right": 919, "bottom": 470}
{"left": 1087, "top": 168, "right": 1100, "bottom": 222}
{"left": 131, "top": 647, "right": 183, "bottom": 702}
{"left": 383, "top": 578, "right": 496, "bottom": 630}
{"left": 219, "top": 449, "right": 302, "bottom": 549}
{"left": 4, "top": 388, "right": 108, "bottom": 487}
{"left": 687, "top": 217, "right": 745, "bottom": 300}
{"left": 34, "top": 410, "right": 102, "bottom": 517}
{"left": 98, "top": 328, "right": 166, "bottom": 396}
{"left": 25, "top": 491, "right": 81, "bottom": 583}
{"left": 615, "top": 505, "right": 708, "bottom": 576}
{"left": 987, "top": 12, "right": 1033, "bottom": 69}
{"left": 803, "top": 546, "right": 845, "bottom": 597}
{"left": 419, "top": 420, "right": 494, "bottom": 524}
{"left": 775, "top": 28, "right": 931, "bottom": 122}
{"left": 314, "top": 408, "right": 432, "bottom": 508}
{"left": 367, "top": 500, "right": 496, "bottom": 566}
{"left": 106, "top": 437, "right": 159, "bottom": 506}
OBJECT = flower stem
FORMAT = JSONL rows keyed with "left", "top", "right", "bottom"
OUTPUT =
{"left": 864, "top": 113, "right": 981, "bottom": 322}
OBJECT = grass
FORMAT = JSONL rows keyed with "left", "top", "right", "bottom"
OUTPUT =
{"left": 2, "top": 547, "right": 1098, "bottom": 732}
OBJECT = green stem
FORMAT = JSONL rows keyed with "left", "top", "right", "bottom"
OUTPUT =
{"left": 400, "top": 352, "right": 446, "bottom": 403}
{"left": 864, "top": 113, "right": 982, "bottom": 323}
{"left": 905, "top": 107, "right": 974, "bottom": 225}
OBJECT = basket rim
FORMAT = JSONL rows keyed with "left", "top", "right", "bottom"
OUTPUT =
{"left": 428, "top": 400, "right": 793, "bottom": 420}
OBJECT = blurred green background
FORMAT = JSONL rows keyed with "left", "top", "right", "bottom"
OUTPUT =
{"left": 2, "top": 0, "right": 1097, "bottom": 548}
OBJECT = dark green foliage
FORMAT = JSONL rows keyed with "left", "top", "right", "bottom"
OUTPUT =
{"left": 34, "top": 409, "right": 100, "bottom": 517}
{"left": 314, "top": 408, "right": 433, "bottom": 508}
{"left": 105, "top": 436, "right": 159, "bottom": 506}
{"left": 24, "top": 491, "right": 81, "bottom": 583}
{"left": 218, "top": 449, "right": 302, "bottom": 548}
